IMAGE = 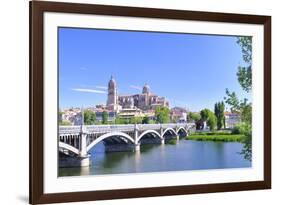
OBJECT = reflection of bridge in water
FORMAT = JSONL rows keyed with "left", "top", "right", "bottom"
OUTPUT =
{"left": 59, "top": 123, "right": 195, "bottom": 167}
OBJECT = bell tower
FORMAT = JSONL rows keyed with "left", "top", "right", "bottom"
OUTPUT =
{"left": 107, "top": 75, "right": 117, "bottom": 108}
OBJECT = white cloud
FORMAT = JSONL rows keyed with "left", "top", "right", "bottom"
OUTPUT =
{"left": 130, "top": 85, "right": 142, "bottom": 91}
{"left": 72, "top": 88, "right": 106, "bottom": 94}
{"left": 95, "top": 86, "right": 107, "bottom": 90}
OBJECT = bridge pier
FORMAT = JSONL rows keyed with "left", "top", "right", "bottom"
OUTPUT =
{"left": 134, "top": 143, "right": 140, "bottom": 152}
{"left": 134, "top": 124, "right": 140, "bottom": 152}
{"left": 59, "top": 154, "right": 91, "bottom": 167}
{"left": 78, "top": 126, "right": 91, "bottom": 167}
{"left": 79, "top": 156, "right": 91, "bottom": 167}
{"left": 80, "top": 127, "right": 87, "bottom": 156}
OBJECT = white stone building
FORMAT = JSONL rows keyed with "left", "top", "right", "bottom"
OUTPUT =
{"left": 224, "top": 111, "right": 241, "bottom": 129}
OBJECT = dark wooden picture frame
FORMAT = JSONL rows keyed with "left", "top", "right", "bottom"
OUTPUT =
{"left": 30, "top": 1, "right": 271, "bottom": 204}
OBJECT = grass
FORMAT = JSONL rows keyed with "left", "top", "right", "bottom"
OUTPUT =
{"left": 185, "top": 132, "right": 246, "bottom": 142}
{"left": 193, "top": 130, "right": 232, "bottom": 135}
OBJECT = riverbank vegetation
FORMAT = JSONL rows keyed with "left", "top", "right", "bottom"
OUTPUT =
{"left": 59, "top": 120, "right": 72, "bottom": 126}
{"left": 186, "top": 132, "right": 246, "bottom": 142}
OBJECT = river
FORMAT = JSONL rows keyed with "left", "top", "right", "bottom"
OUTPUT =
{"left": 59, "top": 139, "right": 251, "bottom": 176}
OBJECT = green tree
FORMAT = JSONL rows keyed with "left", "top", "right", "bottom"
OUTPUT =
{"left": 224, "top": 36, "right": 252, "bottom": 161}
{"left": 114, "top": 116, "right": 122, "bottom": 124}
{"left": 130, "top": 117, "right": 143, "bottom": 124}
{"left": 224, "top": 90, "right": 252, "bottom": 124}
{"left": 200, "top": 109, "right": 211, "bottom": 121}
{"left": 115, "top": 116, "right": 130, "bottom": 124}
{"left": 59, "top": 120, "right": 72, "bottom": 126}
{"left": 241, "top": 103, "right": 252, "bottom": 124}
{"left": 188, "top": 112, "right": 201, "bottom": 122}
{"left": 102, "top": 111, "right": 109, "bottom": 124}
{"left": 236, "top": 37, "right": 252, "bottom": 93}
{"left": 148, "top": 119, "right": 156, "bottom": 124}
{"left": 224, "top": 89, "right": 240, "bottom": 113}
{"left": 155, "top": 106, "right": 170, "bottom": 123}
{"left": 200, "top": 109, "right": 217, "bottom": 131}
{"left": 84, "top": 110, "right": 96, "bottom": 125}
{"left": 207, "top": 112, "right": 217, "bottom": 131}
{"left": 214, "top": 101, "right": 225, "bottom": 130}
{"left": 142, "top": 116, "right": 150, "bottom": 124}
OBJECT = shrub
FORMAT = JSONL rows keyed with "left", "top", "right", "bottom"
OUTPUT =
{"left": 232, "top": 126, "right": 241, "bottom": 134}
{"left": 185, "top": 134, "right": 246, "bottom": 142}
{"left": 231, "top": 122, "right": 251, "bottom": 135}
{"left": 59, "top": 120, "right": 72, "bottom": 126}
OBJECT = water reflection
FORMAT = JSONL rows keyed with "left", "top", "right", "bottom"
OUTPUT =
{"left": 134, "top": 150, "right": 141, "bottom": 172}
{"left": 80, "top": 166, "right": 90, "bottom": 175}
{"left": 59, "top": 140, "right": 251, "bottom": 177}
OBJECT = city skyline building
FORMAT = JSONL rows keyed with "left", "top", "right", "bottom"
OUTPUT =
{"left": 106, "top": 76, "right": 169, "bottom": 112}
{"left": 106, "top": 75, "right": 121, "bottom": 111}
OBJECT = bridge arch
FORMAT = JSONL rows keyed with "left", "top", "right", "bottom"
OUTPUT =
{"left": 59, "top": 141, "right": 80, "bottom": 155}
{"left": 86, "top": 131, "right": 135, "bottom": 152}
{"left": 137, "top": 130, "right": 162, "bottom": 143}
{"left": 177, "top": 127, "right": 188, "bottom": 135}
{"left": 162, "top": 127, "right": 177, "bottom": 138}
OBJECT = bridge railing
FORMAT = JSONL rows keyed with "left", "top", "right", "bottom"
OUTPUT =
{"left": 59, "top": 125, "right": 81, "bottom": 135}
{"left": 138, "top": 124, "right": 161, "bottom": 130}
{"left": 85, "top": 124, "right": 135, "bottom": 133}
{"left": 58, "top": 123, "right": 195, "bottom": 136}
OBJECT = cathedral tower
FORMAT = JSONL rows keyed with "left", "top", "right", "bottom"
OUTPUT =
{"left": 142, "top": 83, "right": 150, "bottom": 107}
{"left": 107, "top": 75, "right": 117, "bottom": 108}
{"left": 142, "top": 83, "right": 150, "bottom": 95}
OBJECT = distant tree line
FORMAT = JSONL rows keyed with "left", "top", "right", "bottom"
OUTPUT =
{"left": 58, "top": 105, "right": 172, "bottom": 126}
{"left": 188, "top": 101, "right": 225, "bottom": 131}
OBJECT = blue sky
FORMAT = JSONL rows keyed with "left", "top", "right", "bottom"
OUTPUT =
{"left": 59, "top": 27, "right": 250, "bottom": 112}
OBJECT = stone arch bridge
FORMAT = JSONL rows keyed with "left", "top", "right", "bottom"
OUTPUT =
{"left": 59, "top": 123, "right": 195, "bottom": 167}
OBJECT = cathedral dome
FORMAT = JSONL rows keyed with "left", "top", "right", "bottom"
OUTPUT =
{"left": 142, "top": 83, "right": 150, "bottom": 94}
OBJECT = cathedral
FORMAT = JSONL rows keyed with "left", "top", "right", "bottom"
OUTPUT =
{"left": 106, "top": 76, "right": 169, "bottom": 112}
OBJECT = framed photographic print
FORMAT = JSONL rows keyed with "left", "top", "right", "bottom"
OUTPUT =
{"left": 29, "top": 0, "right": 271, "bottom": 204}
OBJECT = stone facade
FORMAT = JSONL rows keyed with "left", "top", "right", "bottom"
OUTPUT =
{"left": 170, "top": 107, "right": 188, "bottom": 123}
{"left": 106, "top": 76, "right": 120, "bottom": 111}
{"left": 107, "top": 77, "right": 169, "bottom": 111}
